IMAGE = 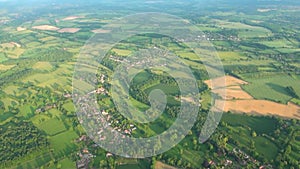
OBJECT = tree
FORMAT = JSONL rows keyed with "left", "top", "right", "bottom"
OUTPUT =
{"left": 285, "top": 145, "right": 292, "bottom": 155}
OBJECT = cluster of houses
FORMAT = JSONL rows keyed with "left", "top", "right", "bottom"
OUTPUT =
{"left": 75, "top": 134, "right": 116, "bottom": 169}
{"left": 35, "top": 104, "right": 57, "bottom": 113}
{"left": 232, "top": 148, "right": 259, "bottom": 166}
{"left": 94, "top": 109, "right": 137, "bottom": 141}
{"left": 203, "top": 147, "right": 273, "bottom": 168}
{"left": 76, "top": 148, "right": 95, "bottom": 169}
{"left": 199, "top": 32, "right": 240, "bottom": 42}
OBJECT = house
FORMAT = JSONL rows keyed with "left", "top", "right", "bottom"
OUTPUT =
{"left": 96, "top": 87, "right": 106, "bottom": 94}
{"left": 124, "top": 130, "right": 131, "bottom": 134}
{"left": 82, "top": 148, "right": 89, "bottom": 154}
{"left": 77, "top": 135, "right": 87, "bottom": 142}
{"left": 76, "top": 159, "right": 89, "bottom": 169}
{"left": 224, "top": 160, "right": 233, "bottom": 166}
{"left": 106, "top": 153, "right": 113, "bottom": 158}
{"left": 102, "top": 110, "right": 108, "bottom": 115}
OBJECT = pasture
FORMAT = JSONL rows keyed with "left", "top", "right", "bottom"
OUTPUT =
{"left": 241, "top": 73, "right": 300, "bottom": 104}
{"left": 253, "top": 136, "right": 278, "bottom": 160}
{"left": 49, "top": 129, "right": 78, "bottom": 157}
{"left": 32, "top": 115, "right": 67, "bottom": 136}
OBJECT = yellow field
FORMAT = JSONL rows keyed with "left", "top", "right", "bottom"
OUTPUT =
{"left": 112, "top": 48, "right": 132, "bottom": 56}
{"left": 57, "top": 28, "right": 80, "bottom": 33}
{"left": 32, "top": 62, "right": 53, "bottom": 71}
{"left": 217, "top": 51, "right": 247, "bottom": 61}
{"left": 206, "top": 76, "right": 300, "bottom": 120}
{"left": 155, "top": 161, "right": 177, "bottom": 169}
{"left": 32, "top": 25, "right": 59, "bottom": 31}
{"left": 0, "top": 64, "right": 15, "bottom": 71}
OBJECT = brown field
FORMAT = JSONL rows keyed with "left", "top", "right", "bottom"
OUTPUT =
{"left": 62, "top": 16, "right": 84, "bottom": 21}
{"left": 220, "top": 100, "right": 300, "bottom": 120}
{"left": 57, "top": 28, "right": 80, "bottom": 33}
{"left": 206, "top": 76, "right": 300, "bottom": 120}
{"left": 155, "top": 161, "right": 177, "bottom": 169}
{"left": 213, "top": 86, "right": 253, "bottom": 100}
{"left": 91, "top": 29, "right": 111, "bottom": 33}
{"left": 205, "top": 75, "right": 248, "bottom": 88}
{"left": 32, "top": 25, "right": 59, "bottom": 31}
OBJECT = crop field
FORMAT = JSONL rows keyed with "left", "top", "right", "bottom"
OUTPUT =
{"left": 32, "top": 62, "right": 53, "bottom": 71}
{"left": 241, "top": 73, "right": 300, "bottom": 104}
{"left": 0, "top": 64, "right": 15, "bottom": 71}
{"left": 49, "top": 129, "right": 79, "bottom": 157}
{"left": 217, "top": 51, "right": 248, "bottom": 61}
{"left": 207, "top": 75, "right": 300, "bottom": 119}
{"left": 57, "top": 158, "right": 76, "bottom": 169}
{"left": 112, "top": 48, "right": 132, "bottom": 56}
{"left": 212, "top": 19, "right": 273, "bottom": 38}
{"left": 260, "top": 39, "right": 295, "bottom": 48}
{"left": 32, "top": 25, "right": 60, "bottom": 31}
{"left": 35, "top": 118, "right": 67, "bottom": 135}
{"left": 0, "top": 1, "right": 300, "bottom": 168}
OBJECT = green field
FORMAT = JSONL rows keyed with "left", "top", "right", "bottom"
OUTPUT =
{"left": 241, "top": 73, "right": 300, "bottom": 104}
{"left": 49, "top": 129, "right": 78, "bottom": 157}
{"left": 0, "top": 1, "right": 300, "bottom": 169}
{"left": 222, "top": 113, "right": 277, "bottom": 134}
{"left": 254, "top": 136, "right": 278, "bottom": 160}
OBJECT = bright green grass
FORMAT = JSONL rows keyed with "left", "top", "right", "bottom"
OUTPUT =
{"left": 176, "top": 51, "right": 199, "bottom": 60}
{"left": 254, "top": 136, "right": 278, "bottom": 160}
{"left": 129, "top": 97, "right": 149, "bottom": 112}
{"left": 181, "top": 149, "right": 204, "bottom": 168}
{"left": 9, "top": 152, "right": 52, "bottom": 169}
{"left": 23, "top": 64, "right": 73, "bottom": 91}
{"left": 63, "top": 102, "right": 75, "bottom": 113}
{"left": 34, "top": 117, "right": 67, "bottom": 136}
{"left": 291, "top": 98, "right": 300, "bottom": 106}
{"left": 1, "top": 97, "right": 17, "bottom": 111}
{"left": 48, "top": 108, "right": 63, "bottom": 117}
{"left": 49, "top": 129, "right": 78, "bottom": 157}
{"left": 238, "top": 29, "right": 272, "bottom": 38}
{"left": 241, "top": 73, "right": 300, "bottom": 104}
{"left": 200, "top": 91, "right": 212, "bottom": 110}
{"left": 132, "top": 70, "right": 152, "bottom": 84}
{"left": 19, "top": 104, "right": 34, "bottom": 119}
{"left": 0, "top": 53, "right": 7, "bottom": 62}
{"left": 112, "top": 48, "right": 132, "bottom": 56}
{"left": 259, "top": 39, "right": 295, "bottom": 48}
{"left": 58, "top": 158, "right": 76, "bottom": 169}
{"left": 144, "top": 84, "right": 180, "bottom": 96}
{"left": 212, "top": 19, "right": 272, "bottom": 38}
{"left": 217, "top": 51, "right": 247, "bottom": 61}
{"left": 276, "top": 48, "right": 300, "bottom": 54}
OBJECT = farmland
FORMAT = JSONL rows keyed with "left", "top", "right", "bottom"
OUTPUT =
{"left": 0, "top": 0, "right": 299, "bottom": 169}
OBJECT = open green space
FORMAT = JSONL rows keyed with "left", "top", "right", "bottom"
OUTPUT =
{"left": 241, "top": 73, "right": 300, "bottom": 104}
